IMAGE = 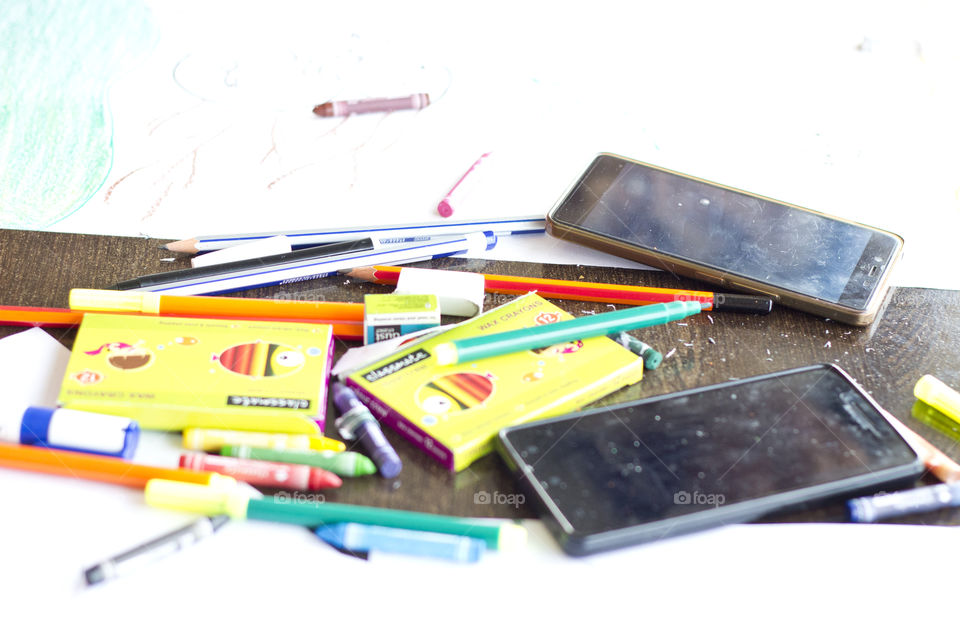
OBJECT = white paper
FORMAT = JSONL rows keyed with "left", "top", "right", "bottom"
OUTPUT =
{"left": 0, "top": 328, "right": 70, "bottom": 439}
{"left": 2, "top": 1, "right": 957, "bottom": 289}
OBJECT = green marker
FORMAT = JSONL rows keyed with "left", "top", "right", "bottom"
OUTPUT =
{"left": 145, "top": 479, "right": 527, "bottom": 551}
{"left": 221, "top": 445, "right": 377, "bottom": 477}
{"left": 433, "top": 300, "right": 705, "bottom": 365}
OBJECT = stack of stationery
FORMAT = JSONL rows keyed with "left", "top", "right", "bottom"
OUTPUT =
{"left": 341, "top": 293, "right": 651, "bottom": 471}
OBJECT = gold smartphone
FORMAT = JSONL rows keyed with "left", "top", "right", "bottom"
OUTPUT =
{"left": 546, "top": 153, "right": 903, "bottom": 325}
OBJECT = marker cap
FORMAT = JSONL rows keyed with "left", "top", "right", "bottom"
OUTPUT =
{"left": 70, "top": 289, "right": 160, "bottom": 314}
{"left": 145, "top": 478, "right": 248, "bottom": 518}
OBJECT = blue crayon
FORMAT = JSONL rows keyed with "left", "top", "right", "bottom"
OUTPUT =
{"left": 315, "top": 522, "right": 485, "bottom": 563}
{"left": 848, "top": 483, "right": 960, "bottom": 523}
{"left": 332, "top": 382, "right": 402, "bottom": 478}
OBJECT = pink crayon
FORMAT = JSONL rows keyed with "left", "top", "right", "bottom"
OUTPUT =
{"left": 179, "top": 453, "right": 342, "bottom": 491}
{"left": 437, "top": 152, "right": 491, "bottom": 218}
{"left": 313, "top": 93, "right": 431, "bottom": 117}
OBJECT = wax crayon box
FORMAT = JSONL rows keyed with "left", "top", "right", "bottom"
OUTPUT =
{"left": 343, "top": 293, "right": 644, "bottom": 471}
{"left": 58, "top": 314, "right": 334, "bottom": 433}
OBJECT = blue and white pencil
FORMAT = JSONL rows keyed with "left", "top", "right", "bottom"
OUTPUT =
{"left": 164, "top": 216, "right": 545, "bottom": 254}
{"left": 138, "top": 233, "right": 496, "bottom": 296}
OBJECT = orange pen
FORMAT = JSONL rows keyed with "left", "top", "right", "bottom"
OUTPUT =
{"left": 0, "top": 441, "right": 220, "bottom": 488}
{"left": 0, "top": 305, "right": 85, "bottom": 328}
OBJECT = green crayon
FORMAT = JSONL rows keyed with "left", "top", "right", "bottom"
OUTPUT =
{"left": 611, "top": 332, "right": 663, "bottom": 370}
{"left": 222, "top": 445, "right": 377, "bottom": 477}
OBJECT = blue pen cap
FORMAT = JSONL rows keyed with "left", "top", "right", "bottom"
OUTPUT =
{"left": 20, "top": 407, "right": 140, "bottom": 459}
{"left": 315, "top": 523, "right": 484, "bottom": 563}
{"left": 481, "top": 230, "right": 497, "bottom": 251}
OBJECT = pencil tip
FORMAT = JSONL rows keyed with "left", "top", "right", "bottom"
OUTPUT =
{"left": 164, "top": 238, "right": 198, "bottom": 254}
{"left": 344, "top": 266, "right": 376, "bottom": 281}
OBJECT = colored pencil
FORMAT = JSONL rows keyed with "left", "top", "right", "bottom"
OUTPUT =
{"left": 347, "top": 265, "right": 774, "bottom": 313}
{"left": 133, "top": 233, "right": 496, "bottom": 296}
{"left": 0, "top": 441, "right": 219, "bottom": 489}
{"left": 164, "top": 216, "right": 545, "bottom": 254}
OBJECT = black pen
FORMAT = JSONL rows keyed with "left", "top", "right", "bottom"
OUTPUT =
{"left": 114, "top": 238, "right": 374, "bottom": 290}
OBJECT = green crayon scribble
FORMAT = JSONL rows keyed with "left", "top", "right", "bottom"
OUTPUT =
{"left": 0, "top": 0, "right": 156, "bottom": 228}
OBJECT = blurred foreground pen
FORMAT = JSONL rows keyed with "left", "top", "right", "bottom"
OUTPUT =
{"left": 145, "top": 479, "right": 526, "bottom": 550}
{"left": 84, "top": 516, "right": 229, "bottom": 586}
{"left": 315, "top": 522, "right": 485, "bottom": 563}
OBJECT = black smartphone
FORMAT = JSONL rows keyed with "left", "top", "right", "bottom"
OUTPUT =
{"left": 546, "top": 153, "right": 903, "bottom": 325}
{"left": 497, "top": 364, "right": 922, "bottom": 556}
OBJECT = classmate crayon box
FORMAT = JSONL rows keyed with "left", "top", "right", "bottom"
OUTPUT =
{"left": 58, "top": 314, "right": 334, "bottom": 433}
{"left": 343, "top": 294, "right": 644, "bottom": 471}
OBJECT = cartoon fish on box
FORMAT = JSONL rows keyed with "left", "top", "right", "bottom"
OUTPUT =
{"left": 216, "top": 342, "right": 305, "bottom": 378}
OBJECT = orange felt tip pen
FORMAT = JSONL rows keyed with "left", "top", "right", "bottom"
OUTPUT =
{"left": 68, "top": 289, "right": 364, "bottom": 340}
{"left": 0, "top": 441, "right": 227, "bottom": 488}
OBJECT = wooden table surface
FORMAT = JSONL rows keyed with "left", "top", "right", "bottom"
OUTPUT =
{"left": 3, "top": 228, "right": 959, "bottom": 527}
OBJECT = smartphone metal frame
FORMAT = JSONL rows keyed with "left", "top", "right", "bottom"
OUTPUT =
{"left": 497, "top": 364, "right": 923, "bottom": 556}
{"left": 546, "top": 153, "right": 904, "bottom": 325}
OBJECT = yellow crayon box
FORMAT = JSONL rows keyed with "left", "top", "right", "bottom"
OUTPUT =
{"left": 343, "top": 294, "right": 644, "bottom": 471}
{"left": 58, "top": 314, "right": 335, "bottom": 433}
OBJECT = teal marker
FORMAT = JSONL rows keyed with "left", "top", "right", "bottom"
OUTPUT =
{"left": 433, "top": 300, "right": 705, "bottom": 365}
{"left": 221, "top": 445, "right": 377, "bottom": 477}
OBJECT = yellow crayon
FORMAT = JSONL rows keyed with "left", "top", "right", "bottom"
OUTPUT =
{"left": 914, "top": 375, "right": 960, "bottom": 426}
{"left": 182, "top": 428, "right": 345, "bottom": 453}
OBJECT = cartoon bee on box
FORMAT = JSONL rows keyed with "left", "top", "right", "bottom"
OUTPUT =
{"left": 215, "top": 342, "right": 306, "bottom": 378}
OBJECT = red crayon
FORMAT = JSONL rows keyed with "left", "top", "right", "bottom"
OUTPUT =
{"left": 179, "top": 453, "right": 341, "bottom": 491}
{"left": 313, "top": 93, "right": 430, "bottom": 117}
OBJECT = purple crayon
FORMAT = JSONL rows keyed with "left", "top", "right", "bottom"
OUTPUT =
{"left": 332, "top": 382, "right": 402, "bottom": 478}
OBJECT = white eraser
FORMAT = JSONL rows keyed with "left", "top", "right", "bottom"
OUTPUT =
{"left": 395, "top": 267, "right": 485, "bottom": 317}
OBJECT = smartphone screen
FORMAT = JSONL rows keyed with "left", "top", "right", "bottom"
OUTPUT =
{"left": 548, "top": 155, "right": 902, "bottom": 316}
{"left": 497, "top": 364, "right": 922, "bottom": 555}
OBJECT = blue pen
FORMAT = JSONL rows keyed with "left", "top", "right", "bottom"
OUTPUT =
{"left": 315, "top": 522, "right": 485, "bottom": 563}
{"left": 142, "top": 233, "right": 496, "bottom": 296}
{"left": 4, "top": 406, "right": 139, "bottom": 458}
{"left": 332, "top": 382, "right": 402, "bottom": 478}
{"left": 166, "top": 216, "right": 544, "bottom": 253}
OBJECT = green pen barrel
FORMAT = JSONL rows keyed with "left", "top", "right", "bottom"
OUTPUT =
{"left": 438, "top": 300, "right": 704, "bottom": 365}
{"left": 222, "top": 445, "right": 377, "bottom": 477}
{"left": 246, "top": 496, "right": 524, "bottom": 550}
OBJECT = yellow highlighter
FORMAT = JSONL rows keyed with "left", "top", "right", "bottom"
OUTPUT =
{"left": 914, "top": 375, "right": 960, "bottom": 426}
{"left": 182, "top": 428, "right": 346, "bottom": 453}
